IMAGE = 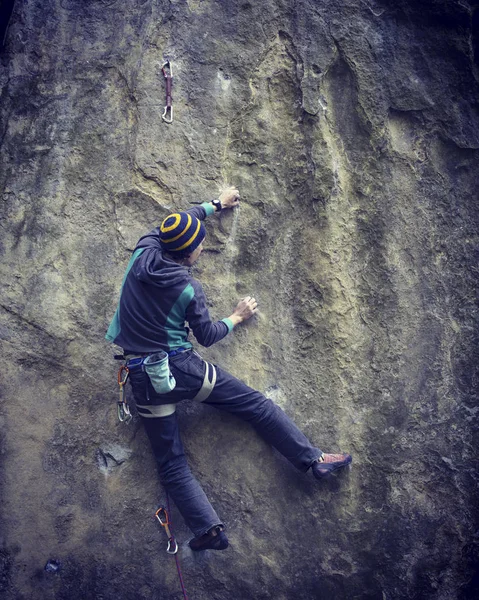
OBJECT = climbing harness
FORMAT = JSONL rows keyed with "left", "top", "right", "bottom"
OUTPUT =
{"left": 161, "top": 61, "right": 173, "bottom": 123}
{"left": 115, "top": 351, "right": 214, "bottom": 422}
{"left": 117, "top": 365, "right": 132, "bottom": 423}
{"left": 155, "top": 502, "right": 189, "bottom": 600}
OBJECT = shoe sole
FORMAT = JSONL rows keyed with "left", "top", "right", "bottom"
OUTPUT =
{"left": 189, "top": 531, "right": 229, "bottom": 551}
{"left": 313, "top": 456, "right": 352, "bottom": 480}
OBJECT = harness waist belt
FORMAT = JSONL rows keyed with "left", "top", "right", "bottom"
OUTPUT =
{"left": 125, "top": 348, "right": 190, "bottom": 361}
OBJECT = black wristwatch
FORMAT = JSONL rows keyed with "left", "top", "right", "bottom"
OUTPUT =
{"left": 212, "top": 199, "right": 222, "bottom": 212}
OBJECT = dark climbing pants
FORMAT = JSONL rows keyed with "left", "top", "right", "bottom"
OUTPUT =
{"left": 128, "top": 350, "right": 322, "bottom": 538}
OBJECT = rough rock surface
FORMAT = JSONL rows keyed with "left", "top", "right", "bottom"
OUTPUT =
{"left": 1, "top": 1, "right": 478, "bottom": 598}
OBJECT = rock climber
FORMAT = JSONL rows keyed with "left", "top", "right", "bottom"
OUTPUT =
{"left": 106, "top": 187, "right": 352, "bottom": 551}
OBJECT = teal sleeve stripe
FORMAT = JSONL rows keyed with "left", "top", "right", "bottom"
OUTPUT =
{"left": 105, "top": 248, "right": 146, "bottom": 342}
{"left": 165, "top": 283, "right": 195, "bottom": 351}
{"left": 221, "top": 317, "right": 234, "bottom": 333}
{"left": 105, "top": 306, "right": 120, "bottom": 342}
{"left": 201, "top": 201, "right": 215, "bottom": 217}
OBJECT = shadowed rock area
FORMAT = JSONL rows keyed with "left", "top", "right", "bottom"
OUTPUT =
{"left": 1, "top": 0, "right": 478, "bottom": 598}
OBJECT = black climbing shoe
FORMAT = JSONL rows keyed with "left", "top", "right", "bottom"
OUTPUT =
{"left": 311, "top": 453, "right": 352, "bottom": 480}
{"left": 189, "top": 526, "right": 229, "bottom": 551}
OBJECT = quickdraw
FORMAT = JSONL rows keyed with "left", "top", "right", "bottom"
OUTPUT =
{"left": 155, "top": 503, "right": 189, "bottom": 600}
{"left": 117, "top": 365, "right": 132, "bottom": 423}
{"left": 161, "top": 61, "right": 173, "bottom": 123}
{"left": 155, "top": 507, "right": 179, "bottom": 555}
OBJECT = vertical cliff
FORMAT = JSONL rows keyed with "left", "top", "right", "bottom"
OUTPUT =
{"left": 1, "top": 1, "right": 478, "bottom": 598}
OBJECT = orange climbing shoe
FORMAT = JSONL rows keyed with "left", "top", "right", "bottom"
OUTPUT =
{"left": 311, "top": 453, "right": 352, "bottom": 480}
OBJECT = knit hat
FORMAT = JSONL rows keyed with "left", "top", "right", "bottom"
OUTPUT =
{"left": 159, "top": 212, "right": 206, "bottom": 255}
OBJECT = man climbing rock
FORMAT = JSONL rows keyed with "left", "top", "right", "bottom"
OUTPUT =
{"left": 106, "top": 187, "right": 352, "bottom": 551}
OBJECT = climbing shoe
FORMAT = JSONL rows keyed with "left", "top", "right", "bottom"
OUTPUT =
{"left": 189, "top": 526, "right": 229, "bottom": 551}
{"left": 311, "top": 453, "right": 352, "bottom": 480}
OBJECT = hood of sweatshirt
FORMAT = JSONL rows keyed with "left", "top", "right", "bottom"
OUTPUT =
{"left": 132, "top": 227, "right": 190, "bottom": 288}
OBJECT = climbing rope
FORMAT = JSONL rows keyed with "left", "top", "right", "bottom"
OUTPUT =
{"left": 155, "top": 500, "right": 189, "bottom": 600}
{"left": 161, "top": 61, "right": 173, "bottom": 123}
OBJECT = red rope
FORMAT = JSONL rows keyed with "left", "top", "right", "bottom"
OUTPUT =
{"left": 166, "top": 493, "right": 189, "bottom": 600}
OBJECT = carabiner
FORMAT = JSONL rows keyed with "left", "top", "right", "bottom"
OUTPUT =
{"left": 117, "top": 401, "right": 132, "bottom": 424}
{"left": 155, "top": 507, "right": 168, "bottom": 526}
{"left": 118, "top": 365, "right": 129, "bottom": 386}
{"left": 166, "top": 537, "right": 179, "bottom": 555}
{"left": 161, "top": 60, "right": 173, "bottom": 80}
{"left": 162, "top": 105, "right": 173, "bottom": 124}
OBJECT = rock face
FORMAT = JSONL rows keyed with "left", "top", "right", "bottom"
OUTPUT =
{"left": 1, "top": 0, "right": 478, "bottom": 598}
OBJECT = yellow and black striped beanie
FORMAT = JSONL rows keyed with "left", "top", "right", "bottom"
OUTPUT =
{"left": 159, "top": 212, "right": 206, "bottom": 255}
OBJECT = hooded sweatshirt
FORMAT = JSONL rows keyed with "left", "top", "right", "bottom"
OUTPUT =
{"left": 106, "top": 204, "right": 234, "bottom": 353}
